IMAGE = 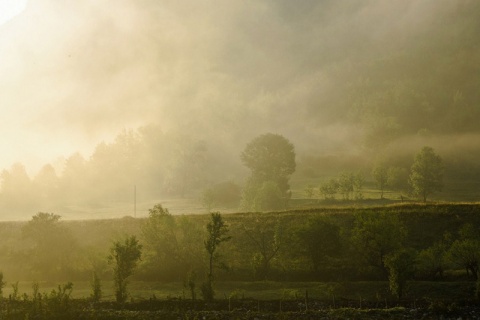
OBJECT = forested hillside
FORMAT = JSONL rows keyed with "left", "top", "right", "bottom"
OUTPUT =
{"left": 0, "top": 0, "right": 479, "bottom": 218}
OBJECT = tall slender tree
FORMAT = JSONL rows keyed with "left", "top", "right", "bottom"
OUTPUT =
{"left": 108, "top": 235, "right": 142, "bottom": 303}
{"left": 202, "top": 212, "right": 231, "bottom": 300}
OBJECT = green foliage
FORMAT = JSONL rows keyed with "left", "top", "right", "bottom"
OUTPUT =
{"left": 203, "top": 212, "right": 231, "bottom": 301}
{"left": 387, "top": 167, "right": 410, "bottom": 193}
{"left": 372, "top": 163, "right": 388, "bottom": 199}
{"left": 338, "top": 172, "right": 364, "bottom": 200}
{"left": 352, "top": 211, "right": 407, "bottom": 276}
{"left": 296, "top": 217, "right": 342, "bottom": 272}
{"left": 90, "top": 271, "right": 102, "bottom": 303}
{"left": 384, "top": 248, "right": 417, "bottom": 298}
{"left": 200, "top": 279, "right": 215, "bottom": 301}
{"left": 409, "top": 146, "right": 444, "bottom": 202}
{"left": 11, "top": 281, "right": 19, "bottom": 301}
{"left": 142, "top": 205, "right": 177, "bottom": 262}
{"left": 447, "top": 223, "right": 480, "bottom": 280}
{"left": 205, "top": 212, "right": 231, "bottom": 280}
{"left": 242, "top": 214, "right": 283, "bottom": 280}
{"left": 141, "top": 204, "right": 204, "bottom": 280}
{"left": 202, "top": 181, "right": 241, "bottom": 211}
{"left": 183, "top": 270, "right": 196, "bottom": 301}
{"left": 338, "top": 172, "right": 354, "bottom": 200}
{"left": 319, "top": 178, "right": 339, "bottom": 200}
{"left": 3, "top": 203, "right": 480, "bottom": 294}
{"left": 47, "top": 282, "right": 74, "bottom": 314}
{"left": 353, "top": 172, "right": 365, "bottom": 200}
{"left": 254, "top": 181, "right": 285, "bottom": 211}
{"left": 21, "top": 212, "right": 77, "bottom": 280}
{"left": 304, "top": 184, "right": 315, "bottom": 199}
{"left": 108, "top": 235, "right": 142, "bottom": 303}
{"left": 417, "top": 240, "right": 450, "bottom": 279}
{"left": 242, "top": 179, "right": 285, "bottom": 212}
{"left": 241, "top": 133, "right": 296, "bottom": 210}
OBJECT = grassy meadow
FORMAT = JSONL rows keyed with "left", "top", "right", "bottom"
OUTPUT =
{"left": 0, "top": 203, "right": 479, "bottom": 319}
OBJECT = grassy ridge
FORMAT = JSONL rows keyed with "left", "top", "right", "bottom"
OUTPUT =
{"left": 0, "top": 203, "right": 479, "bottom": 319}
{"left": 1, "top": 203, "right": 479, "bottom": 284}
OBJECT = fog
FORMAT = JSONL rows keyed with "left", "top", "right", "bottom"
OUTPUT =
{"left": 0, "top": 0, "right": 479, "bottom": 217}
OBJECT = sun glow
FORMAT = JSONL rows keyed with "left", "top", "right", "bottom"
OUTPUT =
{"left": 0, "top": 0, "right": 28, "bottom": 26}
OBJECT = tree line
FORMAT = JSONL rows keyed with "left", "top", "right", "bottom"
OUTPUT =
{"left": 0, "top": 126, "right": 217, "bottom": 214}
{"left": 303, "top": 146, "right": 444, "bottom": 203}
{"left": 2, "top": 204, "right": 479, "bottom": 302}
{"left": 0, "top": 128, "right": 447, "bottom": 218}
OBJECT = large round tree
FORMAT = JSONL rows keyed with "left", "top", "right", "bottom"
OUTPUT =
{"left": 409, "top": 146, "right": 444, "bottom": 202}
{"left": 241, "top": 133, "right": 296, "bottom": 211}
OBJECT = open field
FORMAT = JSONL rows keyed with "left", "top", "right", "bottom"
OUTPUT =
{"left": 0, "top": 280, "right": 479, "bottom": 319}
{"left": 2, "top": 280, "right": 476, "bottom": 302}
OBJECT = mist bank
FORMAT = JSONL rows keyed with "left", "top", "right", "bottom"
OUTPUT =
{"left": 0, "top": 124, "right": 479, "bottom": 220}
{"left": 0, "top": 0, "right": 479, "bottom": 169}
{"left": 0, "top": 0, "right": 479, "bottom": 217}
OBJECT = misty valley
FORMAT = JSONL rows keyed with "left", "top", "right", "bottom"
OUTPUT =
{"left": 0, "top": 133, "right": 478, "bottom": 319}
{"left": 0, "top": 0, "right": 480, "bottom": 319}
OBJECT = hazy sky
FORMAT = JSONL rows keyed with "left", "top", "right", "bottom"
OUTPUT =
{"left": 0, "top": 0, "right": 467, "bottom": 175}
{"left": 0, "top": 0, "right": 27, "bottom": 25}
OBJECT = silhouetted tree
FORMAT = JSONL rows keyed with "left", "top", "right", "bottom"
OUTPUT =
{"left": 164, "top": 136, "right": 208, "bottom": 197}
{"left": 409, "top": 146, "right": 444, "bottom": 202}
{"left": 243, "top": 213, "right": 283, "bottom": 280}
{"left": 417, "top": 238, "right": 450, "bottom": 279}
{"left": 90, "top": 271, "right": 102, "bottom": 303}
{"left": 297, "top": 218, "right": 342, "bottom": 272}
{"left": 304, "top": 185, "right": 315, "bottom": 199}
{"left": 448, "top": 224, "right": 480, "bottom": 280}
{"left": 142, "top": 205, "right": 178, "bottom": 263}
{"left": 33, "top": 164, "right": 59, "bottom": 205}
{"left": 22, "top": 213, "right": 77, "bottom": 280}
{"left": 108, "top": 235, "right": 142, "bottom": 303}
{"left": 352, "top": 211, "right": 406, "bottom": 277}
{"left": 319, "top": 178, "right": 339, "bottom": 200}
{"left": 0, "top": 163, "right": 35, "bottom": 211}
{"left": 385, "top": 248, "right": 417, "bottom": 299}
{"left": 372, "top": 163, "right": 389, "bottom": 199}
{"left": 142, "top": 204, "right": 203, "bottom": 280}
{"left": 203, "top": 212, "right": 230, "bottom": 300}
{"left": 241, "top": 133, "right": 295, "bottom": 210}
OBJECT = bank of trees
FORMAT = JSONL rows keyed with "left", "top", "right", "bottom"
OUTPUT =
{"left": 304, "top": 146, "right": 444, "bottom": 203}
{"left": 0, "top": 126, "right": 221, "bottom": 216}
{"left": 0, "top": 125, "right": 450, "bottom": 219}
{"left": 4, "top": 204, "right": 480, "bottom": 302}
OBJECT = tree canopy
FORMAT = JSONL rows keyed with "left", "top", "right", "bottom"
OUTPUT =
{"left": 241, "top": 133, "right": 295, "bottom": 211}
{"left": 409, "top": 146, "right": 444, "bottom": 202}
{"left": 108, "top": 235, "right": 142, "bottom": 303}
{"left": 241, "top": 133, "right": 295, "bottom": 186}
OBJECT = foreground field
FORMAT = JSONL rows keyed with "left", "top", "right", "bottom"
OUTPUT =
{"left": 2, "top": 280, "right": 476, "bottom": 302}
{"left": 0, "top": 281, "right": 479, "bottom": 320}
{"left": 1, "top": 203, "right": 480, "bottom": 318}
